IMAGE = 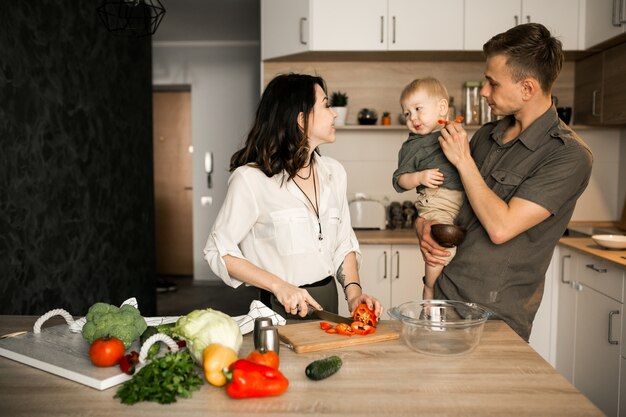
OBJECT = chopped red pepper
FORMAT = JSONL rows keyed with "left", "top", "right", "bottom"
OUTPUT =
{"left": 353, "top": 303, "right": 377, "bottom": 327}
{"left": 319, "top": 321, "right": 333, "bottom": 330}
{"left": 351, "top": 321, "right": 375, "bottom": 335}
{"left": 223, "top": 359, "right": 289, "bottom": 399}
{"left": 325, "top": 328, "right": 338, "bottom": 334}
{"left": 335, "top": 323, "right": 355, "bottom": 336}
{"left": 437, "top": 116, "right": 464, "bottom": 125}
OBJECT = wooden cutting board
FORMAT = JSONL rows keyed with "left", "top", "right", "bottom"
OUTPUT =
{"left": 278, "top": 320, "right": 400, "bottom": 353}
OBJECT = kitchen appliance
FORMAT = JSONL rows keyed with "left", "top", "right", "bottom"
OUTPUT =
{"left": 277, "top": 321, "right": 399, "bottom": 353}
{"left": 463, "top": 81, "right": 481, "bottom": 125}
{"left": 349, "top": 198, "right": 386, "bottom": 229}
{"left": 388, "top": 300, "right": 492, "bottom": 356}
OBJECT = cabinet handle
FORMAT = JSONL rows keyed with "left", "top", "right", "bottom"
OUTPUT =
{"left": 392, "top": 16, "right": 396, "bottom": 44}
{"left": 380, "top": 16, "right": 384, "bottom": 43}
{"left": 613, "top": 0, "right": 622, "bottom": 26}
{"left": 591, "top": 90, "right": 600, "bottom": 116}
{"left": 299, "top": 17, "right": 307, "bottom": 45}
{"left": 526, "top": 15, "right": 531, "bottom": 23}
{"left": 608, "top": 310, "right": 620, "bottom": 345}
{"left": 383, "top": 251, "right": 388, "bottom": 279}
{"left": 585, "top": 263, "right": 607, "bottom": 273}
{"left": 514, "top": 15, "right": 519, "bottom": 25}
{"left": 395, "top": 251, "right": 400, "bottom": 279}
{"left": 560, "top": 254, "right": 571, "bottom": 284}
{"left": 621, "top": 0, "right": 626, "bottom": 23}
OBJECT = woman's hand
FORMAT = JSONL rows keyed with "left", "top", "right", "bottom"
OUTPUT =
{"left": 415, "top": 217, "right": 449, "bottom": 268}
{"left": 273, "top": 283, "right": 322, "bottom": 318}
{"left": 347, "top": 293, "right": 383, "bottom": 319}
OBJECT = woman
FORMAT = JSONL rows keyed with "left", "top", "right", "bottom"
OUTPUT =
{"left": 204, "top": 73, "right": 382, "bottom": 318}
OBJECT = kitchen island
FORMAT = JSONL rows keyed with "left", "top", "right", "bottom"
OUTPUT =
{"left": 0, "top": 316, "right": 603, "bottom": 417}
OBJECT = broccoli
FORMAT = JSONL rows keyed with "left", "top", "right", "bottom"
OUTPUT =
{"left": 82, "top": 302, "right": 147, "bottom": 349}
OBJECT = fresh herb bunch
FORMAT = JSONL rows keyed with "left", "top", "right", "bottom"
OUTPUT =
{"left": 115, "top": 351, "right": 204, "bottom": 405}
{"left": 330, "top": 91, "right": 348, "bottom": 107}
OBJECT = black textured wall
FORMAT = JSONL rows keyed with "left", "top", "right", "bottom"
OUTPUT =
{"left": 0, "top": 1, "right": 156, "bottom": 315}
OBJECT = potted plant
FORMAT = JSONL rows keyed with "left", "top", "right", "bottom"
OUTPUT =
{"left": 330, "top": 91, "right": 348, "bottom": 126}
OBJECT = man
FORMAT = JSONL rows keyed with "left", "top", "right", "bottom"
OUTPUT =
{"left": 416, "top": 23, "right": 593, "bottom": 341}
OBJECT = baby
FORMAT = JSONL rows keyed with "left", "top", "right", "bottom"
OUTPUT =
{"left": 392, "top": 77, "right": 465, "bottom": 299}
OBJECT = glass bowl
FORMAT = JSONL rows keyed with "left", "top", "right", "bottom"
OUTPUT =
{"left": 388, "top": 300, "right": 492, "bottom": 356}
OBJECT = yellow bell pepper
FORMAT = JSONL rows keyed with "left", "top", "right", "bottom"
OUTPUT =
{"left": 203, "top": 343, "right": 238, "bottom": 386}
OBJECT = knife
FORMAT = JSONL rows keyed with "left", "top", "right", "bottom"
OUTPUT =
{"left": 309, "top": 309, "right": 353, "bottom": 325}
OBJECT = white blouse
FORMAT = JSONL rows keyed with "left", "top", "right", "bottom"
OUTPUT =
{"left": 204, "top": 155, "right": 361, "bottom": 288}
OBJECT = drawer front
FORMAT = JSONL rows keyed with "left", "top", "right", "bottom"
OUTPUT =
{"left": 577, "top": 254, "right": 625, "bottom": 303}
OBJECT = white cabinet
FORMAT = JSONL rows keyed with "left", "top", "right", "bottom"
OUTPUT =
{"left": 581, "top": 0, "right": 626, "bottom": 48}
{"left": 528, "top": 250, "right": 558, "bottom": 364}
{"left": 553, "top": 246, "right": 625, "bottom": 417}
{"left": 387, "top": 0, "right": 463, "bottom": 50}
{"left": 464, "top": 0, "right": 579, "bottom": 50}
{"left": 555, "top": 247, "right": 577, "bottom": 382}
{"left": 261, "top": 0, "right": 464, "bottom": 59}
{"left": 310, "top": 0, "right": 388, "bottom": 52}
{"left": 261, "top": 0, "right": 309, "bottom": 60}
{"left": 341, "top": 244, "right": 423, "bottom": 316}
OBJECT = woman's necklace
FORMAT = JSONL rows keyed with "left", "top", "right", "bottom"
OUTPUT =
{"left": 296, "top": 163, "right": 312, "bottom": 180}
{"left": 293, "top": 164, "right": 322, "bottom": 241}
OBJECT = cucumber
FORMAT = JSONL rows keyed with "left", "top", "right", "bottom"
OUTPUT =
{"left": 305, "top": 355, "right": 343, "bottom": 380}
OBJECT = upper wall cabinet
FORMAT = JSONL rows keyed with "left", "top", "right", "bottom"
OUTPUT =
{"left": 261, "top": 0, "right": 464, "bottom": 60}
{"left": 581, "top": 0, "right": 626, "bottom": 48}
{"left": 464, "top": 0, "right": 580, "bottom": 50}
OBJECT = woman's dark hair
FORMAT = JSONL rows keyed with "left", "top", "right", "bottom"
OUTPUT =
{"left": 230, "top": 73, "right": 327, "bottom": 178}
{"left": 483, "top": 23, "right": 563, "bottom": 94}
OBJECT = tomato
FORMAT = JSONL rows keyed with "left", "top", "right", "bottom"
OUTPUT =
{"left": 89, "top": 336, "right": 125, "bottom": 367}
{"left": 246, "top": 349, "right": 280, "bottom": 369}
{"left": 353, "top": 303, "right": 377, "bottom": 327}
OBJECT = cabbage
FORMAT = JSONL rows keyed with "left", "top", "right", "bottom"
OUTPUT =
{"left": 172, "top": 308, "right": 243, "bottom": 364}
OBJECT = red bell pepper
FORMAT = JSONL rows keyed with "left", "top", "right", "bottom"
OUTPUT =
{"left": 223, "top": 359, "right": 289, "bottom": 399}
{"left": 353, "top": 303, "right": 378, "bottom": 327}
{"left": 246, "top": 348, "right": 280, "bottom": 369}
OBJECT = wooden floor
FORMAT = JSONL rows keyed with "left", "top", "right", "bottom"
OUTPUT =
{"left": 156, "top": 275, "right": 258, "bottom": 317}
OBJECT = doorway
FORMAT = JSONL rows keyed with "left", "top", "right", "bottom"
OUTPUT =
{"left": 152, "top": 88, "right": 193, "bottom": 276}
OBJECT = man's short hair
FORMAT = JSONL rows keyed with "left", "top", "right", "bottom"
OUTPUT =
{"left": 483, "top": 23, "right": 564, "bottom": 93}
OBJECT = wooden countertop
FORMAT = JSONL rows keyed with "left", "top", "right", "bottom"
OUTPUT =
{"left": 559, "top": 237, "right": 626, "bottom": 267}
{"left": 0, "top": 316, "right": 603, "bottom": 417}
{"left": 355, "top": 229, "right": 419, "bottom": 245}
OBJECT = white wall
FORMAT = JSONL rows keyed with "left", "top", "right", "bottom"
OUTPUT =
{"left": 322, "top": 127, "right": 625, "bottom": 221}
{"left": 152, "top": 44, "right": 260, "bottom": 281}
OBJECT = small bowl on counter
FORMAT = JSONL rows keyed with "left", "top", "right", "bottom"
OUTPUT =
{"left": 591, "top": 234, "right": 626, "bottom": 250}
{"left": 388, "top": 300, "right": 493, "bottom": 356}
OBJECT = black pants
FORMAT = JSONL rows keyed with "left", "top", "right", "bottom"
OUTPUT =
{"left": 259, "top": 276, "right": 338, "bottom": 318}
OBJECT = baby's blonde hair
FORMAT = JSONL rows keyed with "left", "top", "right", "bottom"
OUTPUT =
{"left": 400, "top": 77, "right": 449, "bottom": 105}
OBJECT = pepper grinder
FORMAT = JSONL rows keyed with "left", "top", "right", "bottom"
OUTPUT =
{"left": 257, "top": 326, "right": 280, "bottom": 354}
{"left": 253, "top": 317, "right": 273, "bottom": 350}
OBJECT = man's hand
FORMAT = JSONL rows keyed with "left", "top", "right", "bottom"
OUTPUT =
{"left": 415, "top": 217, "right": 449, "bottom": 267}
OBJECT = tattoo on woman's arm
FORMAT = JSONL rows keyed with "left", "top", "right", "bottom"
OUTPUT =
{"left": 336, "top": 262, "right": 345, "bottom": 287}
